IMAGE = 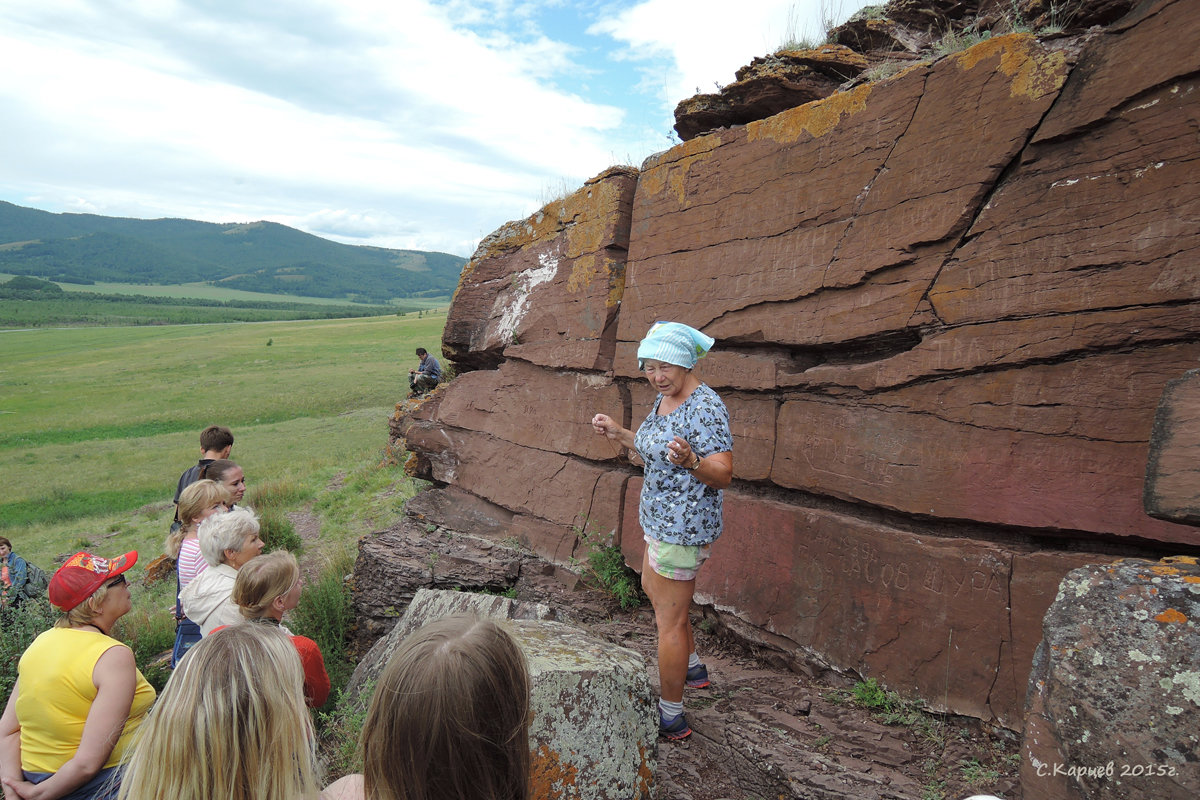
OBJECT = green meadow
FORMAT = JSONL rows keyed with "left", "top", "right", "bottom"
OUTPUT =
{"left": 0, "top": 312, "right": 444, "bottom": 564}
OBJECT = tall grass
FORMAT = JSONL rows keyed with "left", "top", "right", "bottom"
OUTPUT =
{"left": 291, "top": 549, "right": 356, "bottom": 697}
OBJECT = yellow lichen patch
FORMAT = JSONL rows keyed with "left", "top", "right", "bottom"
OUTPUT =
{"left": 952, "top": 33, "right": 1068, "bottom": 100}
{"left": 1165, "top": 556, "right": 1199, "bottom": 566}
{"left": 1151, "top": 565, "right": 1183, "bottom": 576}
{"left": 563, "top": 182, "right": 623, "bottom": 259}
{"left": 638, "top": 136, "right": 720, "bottom": 206}
{"left": 749, "top": 82, "right": 873, "bottom": 144}
{"left": 607, "top": 270, "right": 626, "bottom": 307}
{"left": 1156, "top": 608, "right": 1188, "bottom": 624}
{"left": 1184, "top": 576, "right": 1200, "bottom": 584}
{"left": 566, "top": 252, "right": 602, "bottom": 294}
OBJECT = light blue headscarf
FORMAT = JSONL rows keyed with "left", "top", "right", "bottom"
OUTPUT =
{"left": 636, "top": 321, "right": 715, "bottom": 369}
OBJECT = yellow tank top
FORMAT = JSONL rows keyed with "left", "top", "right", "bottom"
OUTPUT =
{"left": 15, "top": 627, "right": 156, "bottom": 772}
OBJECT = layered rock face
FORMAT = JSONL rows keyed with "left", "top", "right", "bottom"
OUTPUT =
{"left": 389, "top": 0, "right": 1200, "bottom": 730}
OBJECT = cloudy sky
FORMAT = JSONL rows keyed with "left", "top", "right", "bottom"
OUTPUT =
{"left": 1, "top": 1, "right": 864, "bottom": 258}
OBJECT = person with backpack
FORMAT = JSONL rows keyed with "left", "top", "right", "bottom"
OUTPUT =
{"left": 0, "top": 538, "right": 29, "bottom": 609}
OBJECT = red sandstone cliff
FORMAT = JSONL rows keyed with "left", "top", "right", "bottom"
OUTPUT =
{"left": 388, "top": 0, "right": 1200, "bottom": 730}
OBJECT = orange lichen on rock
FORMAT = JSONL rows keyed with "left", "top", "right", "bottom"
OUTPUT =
{"left": 635, "top": 742, "right": 655, "bottom": 799}
{"left": 1150, "top": 565, "right": 1183, "bottom": 576}
{"left": 748, "top": 82, "right": 873, "bottom": 144}
{"left": 954, "top": 33, "right": 1069, "bottom": 100}
{"left": 529, "top": 744, "right": 579, "bottom": 797}
{"left": 1155, "top": 608, "right": 1188, "bottom": 624}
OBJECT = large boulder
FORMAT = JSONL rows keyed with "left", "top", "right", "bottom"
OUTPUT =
{"left": 346, "top": 587, "right": 557, "bottom": 701}
{"left": 1021, "top": 557, "right": 1200, "bottom": 799}
{"left": 346, "top": 589, "right": 657, "bottom": 800}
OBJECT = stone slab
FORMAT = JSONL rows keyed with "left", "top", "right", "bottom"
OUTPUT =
{"left": 618, "top": 35, "right": 1069, "bottom": 349}
{"left": 771, "top": 397, "right": 1200, "bottom": 544}
{"left": 1032, "top": 0, "right": 1200, "bottom": 143}
{"left": 404, "top": 425, "right": 625, "bottom": 533}
{"left": 431, "top": 360, "right": 623, "bottom": 462}
{"left": 345, "top": 589, "right": 657, "bottom": 800}
{"left": 930, "top": 64, "right": 1200, "bottom": 326}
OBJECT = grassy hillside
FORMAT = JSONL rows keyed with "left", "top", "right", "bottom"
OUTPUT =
{"left": 0, "top": 313, "right": 445, "bottom": 533}
{"left": 0, "top": 313, "right": 444, "bottom": 700}
{"left": 0, "top": 201, "right": 467, "bottom": 302}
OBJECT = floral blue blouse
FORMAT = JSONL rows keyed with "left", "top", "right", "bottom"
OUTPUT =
{"left": 634, "top": 383, "right": 732, "bottom": 546}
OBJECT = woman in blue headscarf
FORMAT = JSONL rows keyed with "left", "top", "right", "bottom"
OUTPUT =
{"left": 592, "top": 321, "right": 733, "bottom": 741}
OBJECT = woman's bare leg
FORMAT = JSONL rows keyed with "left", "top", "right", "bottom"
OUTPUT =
{"left": 642, "top": 548, "right": 696, "bottom": 704}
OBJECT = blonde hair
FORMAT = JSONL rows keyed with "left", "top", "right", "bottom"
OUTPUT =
{"left": 234, "top": 551, "right": 299, "bottom": 619}
{"left": 166, "top": 480, "right": 232, "bottom": 559}
{"left": 198, "top": 505, "right": 259, "bottom": 567}
{"left": 53, "top": 582, "right": 112, "bottom": 629}
{"left": 362, "top": 615, "right": 531, "bottom": 800}
{"left": 117, "top": 625, "right": 317, "bottom": 800}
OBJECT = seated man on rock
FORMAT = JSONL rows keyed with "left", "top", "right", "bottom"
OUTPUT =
{"left": 408, "top": 347, "right": 442, "bottom": 397}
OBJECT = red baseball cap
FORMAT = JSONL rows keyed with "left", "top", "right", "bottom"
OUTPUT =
{"left": 48, "top": 551, "right": 138, "bottom": 612}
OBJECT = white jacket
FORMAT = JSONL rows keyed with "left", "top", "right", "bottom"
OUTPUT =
{"left": 179, "top": 563, "right": 241, "bottom": 636}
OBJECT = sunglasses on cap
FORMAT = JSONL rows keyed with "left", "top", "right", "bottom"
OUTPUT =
{"left": 105, "top": 574, "right": 127, "bottom": 589}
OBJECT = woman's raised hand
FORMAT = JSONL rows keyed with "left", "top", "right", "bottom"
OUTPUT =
{"left": 591, "top": 414, "right": 615, "bottom": 437}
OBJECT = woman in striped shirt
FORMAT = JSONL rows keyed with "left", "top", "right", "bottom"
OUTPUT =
{"left": 165, "top": 479, "right": 230, "bottom": 667}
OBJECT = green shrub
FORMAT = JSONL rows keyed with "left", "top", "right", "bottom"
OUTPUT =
{"left": 851, "top": 677, "right": 896, "bottom": 711}
{"left": 571, "top": 523, "right": 644, "bottom": 610}
{"left": 112, "top": 602, "right": 176, "bottom": 692}
{"left": 290, "top": 551, "right": 355, "bottom": 700}
{"left": 960, "top": 757, "right": 1000, "bottom": 786}
{"left": 0, "top": 599, "right": 59, "bottom": 699}
{"left": 258, "top": 507, "right": 303, "bottom": 555}
{"left": 316, "top": 680, "right": 374, "bottom": 780}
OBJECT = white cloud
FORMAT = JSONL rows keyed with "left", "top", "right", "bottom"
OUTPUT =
{"left": 0, "top": 0, "right": 864, "bottom": 258}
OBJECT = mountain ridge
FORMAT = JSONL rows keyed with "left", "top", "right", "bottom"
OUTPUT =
{"left": 0, "top": 201, "right": 465, "bottom": 303}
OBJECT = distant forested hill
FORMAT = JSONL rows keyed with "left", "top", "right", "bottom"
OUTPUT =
{"left": 0, "top": 201, "right": 466, "bottom": 303}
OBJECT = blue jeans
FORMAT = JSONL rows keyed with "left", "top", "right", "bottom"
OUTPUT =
{"left": 172, "top": 617, "right": 202, "bottom": 667}
{"left": 24, "top": 765, "right": 122, "bottom": 800}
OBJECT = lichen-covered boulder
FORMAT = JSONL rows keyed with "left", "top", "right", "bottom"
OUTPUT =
{"left": 518, "top": 619, "right": 656, "bottom": 800}
{"left": 1021, "top": 557, "right": 1200, "bottom": 799}
{"left": 344, "top": 589, "right": 656, "bottom": 800}
{"left": 345, "top": 587, "right": 557, "bottom": 701}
